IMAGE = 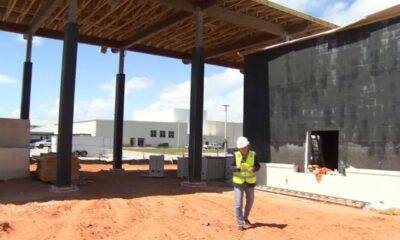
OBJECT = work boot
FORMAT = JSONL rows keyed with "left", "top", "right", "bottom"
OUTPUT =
{"left": 244, "top": 219, "right": 252, "bottom": 225}
{"left": 238, "top": 225, "right": 243, "bottom": 231}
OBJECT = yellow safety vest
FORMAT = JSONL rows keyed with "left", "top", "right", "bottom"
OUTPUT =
{"left": 233, "top": 150, "right": 256, "bottom": 184}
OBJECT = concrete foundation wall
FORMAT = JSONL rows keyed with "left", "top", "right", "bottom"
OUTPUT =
{"left": 257, "top": 163, "right": 400, "bottom": 209}
{"left": 0, "top": 148, "right": 30, "bottom": 180}
{"left": 0, "top": 118, "right": 30, "bottom": 148}
{"left": 0, "top": 118, "right": 30, "bottom": 180}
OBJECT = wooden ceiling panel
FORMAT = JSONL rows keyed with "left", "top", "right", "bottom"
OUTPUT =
{"left": 0, "top": 0, "right": 338, "bottom": 69}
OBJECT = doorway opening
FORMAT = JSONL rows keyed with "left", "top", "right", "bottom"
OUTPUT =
{"left": 138, "top": 138, "right": 145, "bottom": 147}
{"left": 130, "top": 137, "right": 136, "bottom": 147}
{"left": 306, "top": 130, "right": 339, "bottom": 171}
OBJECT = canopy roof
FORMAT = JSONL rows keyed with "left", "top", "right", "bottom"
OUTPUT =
{"left": 341, "top": 4, "right": 400, "bottom": 31}
{"left": 262, "top": 4, "right": 400, "bottom": 52}
{"left": 0, "top": 0, "right": 337, "bottom": 69}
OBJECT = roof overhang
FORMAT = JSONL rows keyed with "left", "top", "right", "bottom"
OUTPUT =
{"left": 0, "top": 0, "right": 337, "bottom": 69}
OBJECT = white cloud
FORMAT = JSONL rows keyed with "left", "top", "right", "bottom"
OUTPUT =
{"left": 98, "top": 80, "right": 114, "bottom": 92}
{"left": 66, "top": 75, "right": 153, "bottom": 121}
{"left": 321, "top": 0, "right": 400, "bottom": 26}
{"left": 99, "top": 76, "right": 152, "bottom": 95}
{"left": 41, "top": 76, "right": 152, "bottom": 121}
{"left": 133, "top": 109, "right": 176, "bottom": 122}
{"left": 17, "top": 35, "right": 44, "bottom": 46}
{"left": 39, "top": 100, "right": 59, "bottom": 121}
{"left": 270, "top": 0, "right": 329, "bottom": 13}
{"left": 11, "top": 108, "right": 20, "bottom": 118}
{"left": 74, "top": 98, "right": 114, "bottom": 121}
{"left": 36, "top": 97, "right": 115, "bottom": 122}
{"left": 272, "top": 0, "right": 400, "bottom": 26}
{"left": 133, "top": 81, "right": 190, "bottom": 121}
{"left": 0, "top": 107, "right": 19, "bottom": 119}
{"left": 204, "top": 86, "right": 243, "bottom": 122}
{"left": 125, "top": 77, "right": 152, "bottom": 95}
{"left": 133, "top": 68, "right": 244, "bottom": 122}
{"left": 0, "top": 74, "right": 17, "bottom": 84}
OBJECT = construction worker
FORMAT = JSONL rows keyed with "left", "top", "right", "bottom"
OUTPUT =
{"left": 230, "top": 136, "right": 260, "bottom": 231}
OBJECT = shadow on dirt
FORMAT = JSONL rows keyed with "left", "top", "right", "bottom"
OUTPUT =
{"left": 0, "top": 166, "right": 233, "bottom": 205}
{"left": 247, "top": 222, "right": 288, "bottom": 230}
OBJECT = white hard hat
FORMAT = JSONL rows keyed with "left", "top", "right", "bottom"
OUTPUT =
{"left": 236, "top": 136, "right": 249, "bottom": 149}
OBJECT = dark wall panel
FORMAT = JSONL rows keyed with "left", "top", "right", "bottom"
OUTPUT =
{"left": 246, "top": 17, "right": 400, "bottom": 171}
{"left": 243, "top": 53, "right": 270, "bottom": 163}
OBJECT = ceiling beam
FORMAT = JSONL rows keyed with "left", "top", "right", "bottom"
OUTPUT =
{"left": 206, "top": 7, "right": 285, "bottom": 37}
{"left": 2, "top": 0, "right": 17, "bottom": 21}
{"left": 190, "top": 0, "right": 221, "bottom": 9}
{"left": 286, "top": 20, "right": 311, "bottom": 34}
{"left": 157, "top": 0, "right": 286, "bottom": 37}
{"left": 0, "top": 20, "right": 242, "bottom": 69}
{"left": 206, "top": 33, "right": 275, "bottom": 59}
{"left": 122, "top": 0, "right": 218, "bottom": 49}
{"left": 82, "top": 0, "right": 131, "bottom": 34}
{"left": 205, "top": 21, "right": 312, "bottom": 59}
{"left": 157, "top": 0, "right": 196, "bottom": 12}
{"left": 122, "top": 11, "right": 192, "bottom": 49}
{"left": 157, "top": 0, "right": 221, "bottom": 11}
{"left": 26, "top": 0, "right": 63, "bottom": 35}
{"left": 16, "top": 0, "right": 35, "bottom": 24}
{"left": 128, "top": 44, "right": 242, "bottom": 69}
{"left": 79, "top": 0, "right": 109, "bottom": 26}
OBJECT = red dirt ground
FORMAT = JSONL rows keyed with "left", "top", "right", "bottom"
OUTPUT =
{"left": 0, "top": 163, "right": 399, "bottom": 240}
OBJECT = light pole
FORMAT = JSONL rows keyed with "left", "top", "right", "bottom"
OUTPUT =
{"left": 177, "top": 120, "right": 180, "bottom": 148}
{"left": 222, "top": 104, "right": 229, "bottom": 156}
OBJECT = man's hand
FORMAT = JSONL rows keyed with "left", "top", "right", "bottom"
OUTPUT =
{"left": 247, "top": 167, "right": 255, "bottom": 173}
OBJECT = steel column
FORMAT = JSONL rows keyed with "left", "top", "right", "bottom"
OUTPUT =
{"left": 20, "top": 35, "right": 33, "bottom": 120}
{"left": 112, "top": 50, "right": 125, "bottom": 170}
{"left": 188, "top": 7, "right": 205, "bottom": 182}
{"left": 56, "top": 0, "right": 78, "bottom": 187}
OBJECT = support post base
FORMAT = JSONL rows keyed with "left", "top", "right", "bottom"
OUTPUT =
{"left": 49, "top": 184, "right": 79, "bottom": 193}
{"left": 109, "top": 168, "right": 125, "bottom": 173}
{"left": 180, "top": 181, "right": 207, "bottom": 187}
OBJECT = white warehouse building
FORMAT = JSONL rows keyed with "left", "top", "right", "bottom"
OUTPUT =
{"left": 73, "top": 119, "right": 189, "bottom": 148}
{"left": 31, "top": 109, "right": 243, "bottom": 148}
{"left": 71, "top": 119, "right": 242, "bottom": 148}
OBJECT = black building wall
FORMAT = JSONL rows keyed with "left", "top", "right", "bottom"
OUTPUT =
{"left": 244, "top": 17, "right": 400, "bottom": 171}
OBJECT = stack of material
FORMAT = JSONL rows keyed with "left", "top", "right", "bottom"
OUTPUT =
{"left": 36, "top": 153, "right": 80, "bottom": 182}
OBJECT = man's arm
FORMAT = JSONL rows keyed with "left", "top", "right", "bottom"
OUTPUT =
{"left": 229, "top": 156, "right": 240, "bottom": 172}
{"left": 249, "top": 152, "right": 261, "bottom": 172}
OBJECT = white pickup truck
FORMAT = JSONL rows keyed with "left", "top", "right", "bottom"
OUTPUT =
{"left": 203, "top": 143, "right": 223, "bottom": 149}
{"left": 32, "top": 139, "right": 52, "bottom": 148}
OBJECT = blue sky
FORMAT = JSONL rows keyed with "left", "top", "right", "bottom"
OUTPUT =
{"left": 0, "top": 0, "right": 399, "bottom": 123}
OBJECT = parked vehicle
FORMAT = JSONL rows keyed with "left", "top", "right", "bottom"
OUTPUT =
{"left": 51, "top": 136, "right": 112, "bottom": 157}
{"left": 33, "top": 139, "right": 52, "bottom": 148}
{"left": 203, "top": 143, "right": 223, "bottom": 149}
